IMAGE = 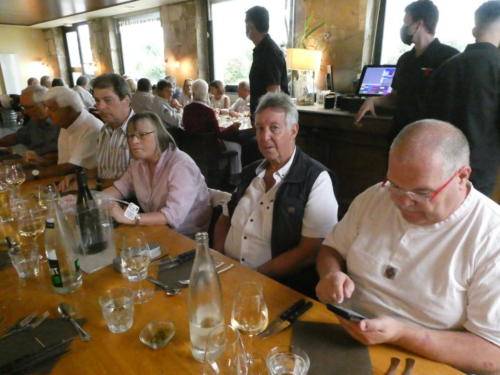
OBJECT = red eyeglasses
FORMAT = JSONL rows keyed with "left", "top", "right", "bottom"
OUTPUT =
{"left": 382, "top": 169, "right": 461, "bottom": 204}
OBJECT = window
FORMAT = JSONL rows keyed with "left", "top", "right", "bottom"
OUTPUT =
{"left": 209, "top": 0, "right": 293, "bottom": 86}
{"left": 118, "top": 12, "right": 165, "bottom": 82}
{"left": 378, "top": 0, "right": 484, "bottom": 64}
{"left": 64, "top": 24, "right": 95, "bottom": 86}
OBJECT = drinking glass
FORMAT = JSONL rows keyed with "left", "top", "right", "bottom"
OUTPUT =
{"left": 37, "top": 183, "right": 59, "bottom": 210}
{"left": 231, "top": 282, "right": 269, "bottom": 373}
{"left": 18, "top": 208, "right": 46, "bottom": 239}
{"left": 8, "top": 243, "right": 40, "bottom": 278}
{"left": 265, "top": 346, "right": 310, "bottom": 375}
{"left": 99, "top": 287, "right": 135, "bottom": 333}
{"left": 5, "top": 162, "right": 25, "bottom": 199}
{"left": 0, "top": 165, "right": 12, "bottom": 222}
{"left": 120, "top": 233, "right": 153, "bottom": 304}
{"left": 203, "top": 324, "right": 248, "bottom": 375}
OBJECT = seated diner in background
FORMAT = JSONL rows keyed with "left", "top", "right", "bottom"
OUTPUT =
{"left": 214, "top": 92, "right": 338, "bottom": 297}
{"left": 151, "top": 79, "right": 182, "bottom": 130}
{"left": 178, "top": 78, "right": 193, "bottom": 107}
{"left": 209, "top": 80, "right": 230, "bottom": 110}
{"left": 0, "top": 85, "right": 60, "bottom": 165}
{"left": 182, "top": 79, "right": 243, "bottom": 176}
{"left": 316, "top": 120, "right": 500, "bottom": 374}
{"left": 26, "top": 87, "right": 102, "bottom": 180}
{"left": 226, "top": 80, "right": 250, "bottom": 117}
{"left": 130, "top": 78, "right": 155, "bottom": 113}
{"left": 103, "top": 111, "right": 211, "bottom": 238}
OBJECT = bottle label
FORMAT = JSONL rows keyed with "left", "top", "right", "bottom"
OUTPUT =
{"left": 46, "top": 249, "right": 63, "bottom": 288}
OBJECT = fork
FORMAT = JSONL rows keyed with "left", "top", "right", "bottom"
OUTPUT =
{"left": 1, "top": 311, "right": 48, "bottom": 339}
{"left": 177, "top": 263, "right": 235, "bottom": 285}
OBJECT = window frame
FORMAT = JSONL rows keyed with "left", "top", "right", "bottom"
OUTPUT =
{"left": 62, "top": 22, "right": 89, "bottom": 87}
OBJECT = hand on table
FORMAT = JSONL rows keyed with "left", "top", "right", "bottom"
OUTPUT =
{"left": 110, "top": 203, "right": 133, "bottom": 225}
{"left": 355, "top": 97, "right": 377, "bottom": 123}
{"left": 23, "top": 150, "right": 44, "bottom": 165}
{"left": 57, "top": 175, "right": 76, "bottom": 193}
{"left": 316, "top": 271, "right": 355, "bottom": 303}
{"left": 337, "top": 315, "right": 405, "bottom": 346}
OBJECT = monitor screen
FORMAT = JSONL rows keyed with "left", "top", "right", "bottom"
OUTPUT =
{"left": 357, "top": 65, "right": 396, "bottom": 96}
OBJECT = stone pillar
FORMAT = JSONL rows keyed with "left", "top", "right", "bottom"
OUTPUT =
{"left": 88, "top": 18, "right": 122, "bottom": 75}
{"left": 43, "top": 28, "right": 70, "bottom": 84}
{"left": 160, "top": 1, "right": 205, "bottom": 83}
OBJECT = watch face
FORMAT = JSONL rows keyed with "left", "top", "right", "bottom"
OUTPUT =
{"left": 32, "top": 169, "right": 40, "bottom": 177}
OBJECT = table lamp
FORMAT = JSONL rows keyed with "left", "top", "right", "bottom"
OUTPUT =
{"left": 286, "top": 48, "right": 322, "bottom": 105}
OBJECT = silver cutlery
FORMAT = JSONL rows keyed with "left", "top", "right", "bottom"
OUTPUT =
{"left": 57, "top": 303, "right": 91, "bottom": 341}
{"left": 258, "top": 299, "right": 313, "bottom": 339}
{"left": 177, "top": 263, "right": 234, "bottom": 286}
{"left": 0, "top": 311, "right": 49, "bottom": 339}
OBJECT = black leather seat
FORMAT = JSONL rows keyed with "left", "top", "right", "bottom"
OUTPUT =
{"left": 180, "top": 131, "right": 237, "bottom": 191}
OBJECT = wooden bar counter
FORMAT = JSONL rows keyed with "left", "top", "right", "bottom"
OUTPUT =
{"left": 296, "top": 105, "right": 393, "bottom": 217}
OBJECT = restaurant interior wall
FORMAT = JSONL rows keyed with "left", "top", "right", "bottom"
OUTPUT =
{"left": 0, "top": 26, "right": 52, "bottom": 94}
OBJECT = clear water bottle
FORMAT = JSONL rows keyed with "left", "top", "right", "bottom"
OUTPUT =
{"left": 188, "top": 232, "right": 225, "bottom": 362}
{"left": 44, "top": 199, "right": 82, "bottom": 294}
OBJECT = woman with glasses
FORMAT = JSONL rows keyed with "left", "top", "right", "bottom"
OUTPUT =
{"left": 103, "top": 111, "right": 211, "bottom": 238}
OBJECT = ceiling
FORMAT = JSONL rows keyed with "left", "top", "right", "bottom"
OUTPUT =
{"left": 0, "top": 0, "right": 179, "bottom": 28}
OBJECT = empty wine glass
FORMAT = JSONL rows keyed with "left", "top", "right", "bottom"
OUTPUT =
{"left": 120, "top": 233, "right": 153, "bottom": 304}
{"left": 5, "top": 162, "right": 25, "bottom": 199}
{"left": 231, "top": 282, "right": 269, "bottom": 374}
{"left": 0, "top": 166, "right": 12, "bottom": 222}
{"left": 203, "top": 324, "right": 248, "bottom": 375}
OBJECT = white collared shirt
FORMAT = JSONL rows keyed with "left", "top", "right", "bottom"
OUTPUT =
{"left": 323, "top": 183, "right": 500, "bottom": 346}
{"left": 58, "top": 110, "right": 103, "bottom": 169}
{"left": 96, "top": 110, "right": 134, "bottom": 179}
{"left": 224, "top": 148, "right": 338, "bottom": 269}
{"left": 229, "top": 95, "right": 250, "bottom": 113}
{"left": 130, "top": 91, "right": 154, "bottom": 113}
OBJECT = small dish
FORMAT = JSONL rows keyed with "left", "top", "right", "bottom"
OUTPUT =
{"left": 139, "top": 321, "right": 175, "bottom": 349}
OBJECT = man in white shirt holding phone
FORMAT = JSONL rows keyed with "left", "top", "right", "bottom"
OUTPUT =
{"left": 316, "top": 120, "right": 500, "bottom": 374}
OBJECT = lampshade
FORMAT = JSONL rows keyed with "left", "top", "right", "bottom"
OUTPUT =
{"left": 286, "top": 48, "right": 322, "bottom": 71}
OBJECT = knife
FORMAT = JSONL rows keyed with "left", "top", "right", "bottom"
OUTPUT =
{"left": 158, "top": 249, "right": 195, "bottom": 269}
{"left": 146, "top": 276, "right": 187, "bottom": 290}
{"left": 258, "top": 299, "right": 313, "bottom": 339}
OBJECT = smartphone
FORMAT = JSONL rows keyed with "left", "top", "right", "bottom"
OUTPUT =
{"left": 327, "top": 304, "right": 368, "bottom": 322}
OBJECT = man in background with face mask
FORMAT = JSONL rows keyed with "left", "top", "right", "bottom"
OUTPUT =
{"left": 355, "top": 0, "right": 458, "bottom": 139}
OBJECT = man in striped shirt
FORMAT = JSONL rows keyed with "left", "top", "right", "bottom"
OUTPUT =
{"left": 93, "top": 73, "right": 134, "bottom": 183}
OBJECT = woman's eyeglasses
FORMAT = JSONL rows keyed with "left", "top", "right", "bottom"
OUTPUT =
{"left": 126, "top": 131, "right": 155, "bottom": 140}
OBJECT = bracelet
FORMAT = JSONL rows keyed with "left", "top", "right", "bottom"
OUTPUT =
{"left": 134, "top": 214, "right": 141, "bottom": 226}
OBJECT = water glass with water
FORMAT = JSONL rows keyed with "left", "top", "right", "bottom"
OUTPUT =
{"left": 8, "top": 243, "right": 40, "bottom": 278}
{"left": 266, "top": 346, "right": 310, "bottom": 375}
{"left": 99, "top": 287, "right": 135, "bottom": 333}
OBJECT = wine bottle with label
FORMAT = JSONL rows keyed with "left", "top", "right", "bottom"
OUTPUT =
{"left": 44, "top": 199, "right": 82, "bottom": 294}
{"left": 76, "top": 167, "right": 106, "bottom": 254}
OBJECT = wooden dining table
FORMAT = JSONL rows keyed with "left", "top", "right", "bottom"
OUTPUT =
{"left": 0, "top": 178, "right": 465, "bottom": 375}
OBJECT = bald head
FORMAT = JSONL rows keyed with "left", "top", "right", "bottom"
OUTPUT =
{"left": 391, "top": 119, "right": 470, "bottom": 177}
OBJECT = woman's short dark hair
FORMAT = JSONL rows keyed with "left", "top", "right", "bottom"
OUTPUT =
{"left": 405, "top": 0, "right": 439, "bottom": 35}
{"left": 157, "top": 79, "right": 173, "bottom": 92}
{"left": 245, "top": 6, "right": 269, "bottom": 33}
{"left": 92, "top": 73, "right": 131, "bottom": 100}
{"left": 209, "top": 80, "right": 225, "bottom": 94}
{"left": 127, "top": 111, "right": 176, "bottom": 153}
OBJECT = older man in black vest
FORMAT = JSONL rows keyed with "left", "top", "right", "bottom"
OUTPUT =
{"left": 214, "top": 92, "right": 338, "bottom": 297}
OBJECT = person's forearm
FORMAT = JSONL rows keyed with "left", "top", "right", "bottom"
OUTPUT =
{"left": 0, "top": 134, "right": 17, "bottom": 147}
{"left": 373, "top": 92, "right": 397, "bottom": 108}
{"left": 38, "top": 163, "right": 77, "bottom": 178}
{"left": 394, "top": 325, "right": 500, "bottom": 374}
{"left": 258, "top": 238, "right": 322, "bottom": 278}
{"left": 136, "top": 212, "right": 168, "bottom": 226}
{"left": 316, "top": 246, "right": 345, "bottom": 278}
{"left": 39, "top": 152, "right": 58, "bottom": 166}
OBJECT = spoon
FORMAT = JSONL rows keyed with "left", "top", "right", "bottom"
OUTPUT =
{"left": 57, "top": 303, "right": 91, "bottom": 341}
{"left": 165, "top": 288, "right": 182, "bottom": 296}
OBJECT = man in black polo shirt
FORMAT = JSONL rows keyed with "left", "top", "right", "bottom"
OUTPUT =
{"left": 356, "top": 0, "right": 458, "bottom": 139}
{"left": 426, "top": 1, "right": 500, "bottom": 197}
{"left": 246, "top": 6, "right": 289, "bottom": 118}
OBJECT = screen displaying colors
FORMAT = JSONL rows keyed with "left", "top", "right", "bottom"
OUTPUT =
{"left": 358, "top": 66, "right": 396, "bottom": 96}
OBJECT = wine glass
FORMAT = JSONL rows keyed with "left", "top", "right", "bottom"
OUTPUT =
{"left": 0, "top": 165, "right": 12, "bottom": 223}
{"left": 5, "top": 162, "right": 26, "bottom": 199}
{"left": 120, "top": 233, "right": 153, "bottom": 304}
{"left": 37, "top": 183, "right": 60, "bottom": 210}
{"left": 16, "top": 205, "right": 47, "bottom": 262}
{"left": 203, "top": 324, "right": 248, "bottom": 375}
{"left": 231, "top": 282, "right": 269, "bottom": 373}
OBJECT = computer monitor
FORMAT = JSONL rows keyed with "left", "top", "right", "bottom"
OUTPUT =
{"left": 357, "top": 65, "right": 397, "bottom": 97}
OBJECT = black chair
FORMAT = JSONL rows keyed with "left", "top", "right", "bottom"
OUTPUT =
{"left": 180, "top": 131, "right": 237, "bottom": 191}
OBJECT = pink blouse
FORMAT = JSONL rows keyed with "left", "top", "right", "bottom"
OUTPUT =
{"left": 114, "top": 146, "right": 212, "bottom": 237}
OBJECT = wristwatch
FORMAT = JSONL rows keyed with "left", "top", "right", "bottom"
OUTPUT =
{"left": 31, "top": 169, "right": 40, "bottom": 180}
{"left": 134, "top": 214, "right": 141, "bottom": 226}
